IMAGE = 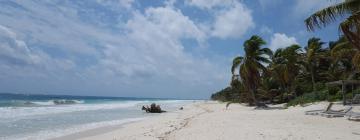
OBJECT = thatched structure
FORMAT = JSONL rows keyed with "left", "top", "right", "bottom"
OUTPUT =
{"left": 326, "top": 80, "right": 360, "bottom": 105}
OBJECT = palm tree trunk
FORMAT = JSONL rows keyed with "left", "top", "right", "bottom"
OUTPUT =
{"left": 280, "top": 84, "right": 286, "bottom": 102}
{"left": 310, "top": 66, "right": 316, "bottom": 91}
{"left": 249, "top": 89, "right": 258, "bottom": 106}
{"left": 347, "top": 67, "right": 357, "bottom": 80}
{"left": 286, "top": 85, "right": 292, "bottom": 101}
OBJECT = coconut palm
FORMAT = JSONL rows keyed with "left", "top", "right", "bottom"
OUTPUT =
{"left": 305, "top": 0, "right": 360, "bottom": 49}
{"left": 304, "top": 38, "right": 326, "bottom": 91}
{"left": 231, "top": 35, "right": 272, "bottom": 106}
{"left": 257, "top": 69, "right": 281, "bottom": 103}
{"left": 212, "top": 34, "right": 359, "bottom": 105}
{"left": 271, "top": 45, "right": 302, "bottom": 100}
{"left": 330, "top": 36, "right": 360, "bottom": 79}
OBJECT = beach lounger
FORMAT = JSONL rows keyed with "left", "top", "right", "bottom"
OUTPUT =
{"left": 350, "top": 94, "right": 360, "bottom": 105}
{"left": 346, "top": 111, "right": 360, "bottom": 121}
{"left": 320, "top": 106, "right": 353, "bottom": 118}
{"left": 305, "top": 102, "right": 333, "bottom": 115}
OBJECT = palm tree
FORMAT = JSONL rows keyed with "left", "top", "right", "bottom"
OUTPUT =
{"left": 330, "top": 36, "right": 360, "bottom": 79}
{"left": 305, "top": 0, "right": 360, "bottom": 49}
{"left": 271, "top": 45, "right": 302, "bottom": 100}
{"left": 305, "top": 0, "right": 360, "bottom": 80}
{"left": 231, "top": 35, "right": 272, "bottom": 106}
{"left": 304, "top": 38, "right": 325, "bottom": 91}
{"left": 257, "top": 69, "right": 281, "bottom": 103}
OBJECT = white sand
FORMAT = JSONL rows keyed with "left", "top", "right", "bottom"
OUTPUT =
{"left": 55, "top": 101, "right": 360, "bottom": 140}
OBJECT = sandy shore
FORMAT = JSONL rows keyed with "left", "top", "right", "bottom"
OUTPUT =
{"left": 55, "top": 101, "right": 360, "bottom": 140}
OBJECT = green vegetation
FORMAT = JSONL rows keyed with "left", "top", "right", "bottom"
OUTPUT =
{"left": 211, "top": 0, "right": 360, "bottom": 107}
{"left": 210, "top": 87, "right": 240, "bottom": 102}
{"left": 211, "top": 34, "right": 360, "bottom": 106}
{"left": 230, "top": 36, "right": 272, "bottom": 106}
{"left": 305, "top": 0, "right": 360, "bottom": 72}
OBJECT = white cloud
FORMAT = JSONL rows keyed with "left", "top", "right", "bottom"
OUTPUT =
{"left": 0, "top": 0, "right": 231, "bottom": 98}
{"left": 268, "top": 33, "right": 298, "bottom": 51}
{"left": 184, "top": 0, "right": 233, "bottom": 9}
{"left": 0, "top": 24, "right": 75, "bottom": 78}
{"left": 91, "top": 6, "right": 217, "bottom": 83}
{"left": 211, "top": 2, "right": 254, "bottom": 39}
{"left": 142, "top": 6, "right": 206, "bottom": 42}
{"left": 0, "top": 1, "right": 104, "bottom": 55}
{"left": 96, "top": 0, "right": 135, "bottom": 9}
{"left": 0, "top": 25, "right": 34, "bottom": 65}
{"left": 185, "top": 0, "right": 254, "bottom": 39}
{"left": 258, "top": 0, "right": 283, "bottom": 9}
{"left": 260, "top": 25, "right": 273, "bottom": 35}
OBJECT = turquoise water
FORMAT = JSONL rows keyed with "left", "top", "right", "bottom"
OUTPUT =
{"left": 0, "top": 93, "right": 194, "bottom": 140}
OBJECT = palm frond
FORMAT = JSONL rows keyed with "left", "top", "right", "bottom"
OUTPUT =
{"left": 330, "top": 40, "right": 352, "bottom": 57}
{"left": 340, "top": 12, "right": 360, "bottom": 50}
{"left": 305, "top": 0, "right": 360, "bottom": 31}
{"left": 352, "top": 51, "right": 360, "bottom": 70}
{"left": 259, "top": 48, "right": 273, "bottom": 57}
{"left": 231, "top": 56, "right": 243, "bottom": 75}
{"left": 255, "top": 56, "right": 271, "bottom": 64}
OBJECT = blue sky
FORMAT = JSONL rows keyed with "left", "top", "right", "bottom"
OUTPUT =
{"left": 0, "top": 0, "right": 344, "bottom": 99}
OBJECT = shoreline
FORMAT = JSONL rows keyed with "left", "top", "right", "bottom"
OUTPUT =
{"left": 50, "top": 118, "right": 145, "bottom": 140}
{"left": 55, "top": 101, "right": 360, "bottom": 140}
{"left": 53, "top": 101, "right": 206, "bottom": 140}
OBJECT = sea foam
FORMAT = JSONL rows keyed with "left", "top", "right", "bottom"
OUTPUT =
{"left": 0, "top": 101, "right": 144, "bottom": 119}
{"left": 3, "top": 117, "right": 145, "bottom": 140}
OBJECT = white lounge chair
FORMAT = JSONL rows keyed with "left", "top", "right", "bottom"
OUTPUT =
{"left": 346, "top": 111, "right": 360, "bottom": 121}
{"left": 320, "top": 106, "right": 353, "bottom": 118}
{"left": 305, "top": 102, "right": 333, "bottom": 115}
{"left": 350, "top": 94, "right": 360, "bottom": 105}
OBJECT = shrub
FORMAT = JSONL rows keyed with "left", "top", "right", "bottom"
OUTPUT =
{"left": 211, "top": 87, "right": 241, "bottom": 102}
{"left": 327, "top": 90, "right": 342, "bottom": 102}
{"left": 287, "top": 92, "right": 319, "bottom": 106}
{"left": 314, "top": 83, "right": 326, "bottom": 91}
{"left": 354, "top": 88, "right": 360, "bottom": 95}
{"left": 286, "top": 89, "right": 342, "bottom": 106}
{"left": 328, "top": 86, "right": 340, "bottom": 95}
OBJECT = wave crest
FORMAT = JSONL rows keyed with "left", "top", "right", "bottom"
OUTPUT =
{"left": 26, "top": 100, "right": 84, "bottom": 106}
{"left": 0, "top": 101, "right": 143, "bottom": 119}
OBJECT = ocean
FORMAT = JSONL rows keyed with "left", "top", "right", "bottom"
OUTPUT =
{"left": 0, "top": 93, "right": 195, "bottom": 140}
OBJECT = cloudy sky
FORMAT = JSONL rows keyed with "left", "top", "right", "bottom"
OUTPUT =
{"left": 0, "top": 0, "right": 343, "bottom": 99}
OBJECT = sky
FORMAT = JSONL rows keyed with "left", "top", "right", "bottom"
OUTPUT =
{"left": 0, "top": 0, "right": 344, "bottom": 99}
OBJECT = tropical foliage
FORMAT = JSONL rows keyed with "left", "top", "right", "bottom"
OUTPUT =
{"left": 211, "top": 35, "right": 360, "bottom": 106}
{"left": 230, "top": 36, "right": 272, "bottom": 106}
{"left": 305, "top": 0, "right": 360, "bottom": 74}
{"left": 211, "top": 1, "right": 360, "bottom": 106}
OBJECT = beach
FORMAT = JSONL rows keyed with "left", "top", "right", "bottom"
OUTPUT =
{"left": 56, "top": 101, "right": 360, "bottom": 140}
{"left": 2, "top": 1, "right": 360, "bottom": 140}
